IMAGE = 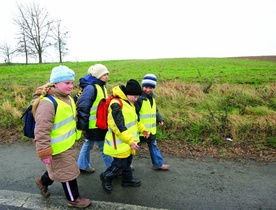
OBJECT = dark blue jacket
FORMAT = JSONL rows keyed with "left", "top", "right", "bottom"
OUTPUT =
{"left": 76, "top": 74, "right": 108, "bottom": 140}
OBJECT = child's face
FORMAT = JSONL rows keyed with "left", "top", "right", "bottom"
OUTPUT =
{"left": 99, "top": 73, "right": 109, "bottom": 82}
{"left": 55, "top": 80, "right": 74, "bottom": 95}
{"left": 127, "top": 95, "right": 139, "bottom": 103}
{"left": 142, "top": 86, "right": 154, "bottom": 94}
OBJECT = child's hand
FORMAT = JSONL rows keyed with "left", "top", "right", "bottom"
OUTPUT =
{"left": 131, "top": 142, "right": 140, "bottom": 150}
{"left": 143, "top": 130, "right": 149, "bottom": 138}
{"left": 158, "top": 121, "right": 164, "bottom": 126}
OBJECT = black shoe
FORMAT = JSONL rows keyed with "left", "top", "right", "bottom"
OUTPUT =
{"left": 122, "top": 178, "right": 141, "bottom": 187}
{"left": 100, "top": 173, "right": 112, "bottom": 193}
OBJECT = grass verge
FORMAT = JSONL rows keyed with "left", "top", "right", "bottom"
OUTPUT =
{"left": 0, "top": 57, "right": 275, "bottom": 161}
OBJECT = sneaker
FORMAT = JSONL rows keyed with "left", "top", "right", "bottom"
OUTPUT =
{"left": 80, "top": 167, "right": 95, "bottom": 173}
{"left": 100, "top": 173, "right": 112, "bottom": 193}
{"left": 67, "top": 197, "right": 91, "bottom": 208}
{"left": 152, "top": 164, "right": 170, "bottom": 171}
{"left": 35, "top": 177, "right": 50, "bottom": 198}
{"left": 122, "top": 178, "right": 141, "bottom": 187}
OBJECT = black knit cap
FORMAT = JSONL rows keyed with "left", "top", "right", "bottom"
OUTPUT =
{"left": 124, "top": 79, "right": 142, "bottom": 95}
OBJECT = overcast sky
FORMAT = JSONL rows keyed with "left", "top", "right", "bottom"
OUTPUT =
{"left": 1, "top": 0, "right": 276, "bottom": 62}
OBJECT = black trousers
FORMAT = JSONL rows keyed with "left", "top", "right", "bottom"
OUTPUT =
{"left": 103, "top": 155, "right": 133, "bottom": 182}
{"left": 41, "top": 171, "right": 80, "bottom": 201}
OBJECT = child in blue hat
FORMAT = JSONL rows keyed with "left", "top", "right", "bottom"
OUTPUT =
{"left": 33, "top": 65, "right": 91, "bottom": 208}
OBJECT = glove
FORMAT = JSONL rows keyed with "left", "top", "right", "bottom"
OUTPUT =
{"left": 41, "top": 157, "right": 52, "bottom": 165}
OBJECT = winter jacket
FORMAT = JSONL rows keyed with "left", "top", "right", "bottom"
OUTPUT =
{"left": 34, "top": 87, "right": 80, "bottom": 182}
{"left": 76, "top": 74, "right": 108, "bottom": 140}
{"left": 103, "top": 85, "right": 147, "bottom": 158}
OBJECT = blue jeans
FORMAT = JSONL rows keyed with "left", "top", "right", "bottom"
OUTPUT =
{"left": 147, "top": 140, "right": 164, "bottom": 168}
{"left": 78, "top": 139, "right": 113, "bottom": 170}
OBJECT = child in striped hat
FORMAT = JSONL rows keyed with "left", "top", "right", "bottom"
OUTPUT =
{"left": 135, "top": 74, "right": 170, "bottom": 171}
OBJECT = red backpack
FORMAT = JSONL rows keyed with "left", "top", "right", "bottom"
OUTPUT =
{"left": 96, "top": 95, "right": 123, "bottom": 130}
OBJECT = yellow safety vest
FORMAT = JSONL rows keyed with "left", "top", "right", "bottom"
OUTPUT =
{"left": 43, "top": 96, "right": 77, "bottom": 155}
{"left": 88, "top": 84, "right": 108, "bottom": 129}
{"left": 104, "top": 100, "right": 139, "bottom": 156}
{"left": 139, "top": 98, "right": 157, "bottom": 135}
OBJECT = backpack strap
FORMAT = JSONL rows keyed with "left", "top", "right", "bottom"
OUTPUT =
{"left": 112, "top": 97, "right": 123, "bottom": 109}
{"left": 45, "top": 94, "right": 58, "bottom": 112}
{"left": 110, "top": 97, "right": 122, "bottom": 150}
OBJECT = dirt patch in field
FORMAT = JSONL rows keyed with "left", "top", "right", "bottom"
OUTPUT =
{"left": 136, "top": 140, "right": 276, "bottom": 162}
{"left": 229, "top": 55, "right": 276, "bottom": 62}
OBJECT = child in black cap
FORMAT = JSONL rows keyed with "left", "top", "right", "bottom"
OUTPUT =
{"left": 100, "top": 79, "right": 149, "bottom": 193}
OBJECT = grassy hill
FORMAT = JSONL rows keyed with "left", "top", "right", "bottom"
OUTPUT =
{"left": 0, "top": 56, "right": 275, "bottom": 161}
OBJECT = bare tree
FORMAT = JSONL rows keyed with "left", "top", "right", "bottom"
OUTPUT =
{"left": 13, "top": 2, "right": 53, "bottom": 63}
{"left": 51, "top": 19, "right": 69, "bottom": 63}
{"left": 0, "top": 42, "right": 16, "bottom": 64}
{"left": 15, "top": 25, "right": 37, "bottom": 64}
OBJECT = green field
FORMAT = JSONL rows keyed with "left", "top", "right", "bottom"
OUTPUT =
{"left": 0, "top": 57, "right": 275, "bottom": 159}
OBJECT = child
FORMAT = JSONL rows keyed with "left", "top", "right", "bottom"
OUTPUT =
{"left": 100, "top": 79, "right": 149, "bottom": 193}
{"left": 77, "top": 64, "right": 113, "bottom": 173}
{"left": 135, "top": 74, "right": 170, "bottom": 171}
{"left": 33, "top": 65, "right": 91, "bottom": 208}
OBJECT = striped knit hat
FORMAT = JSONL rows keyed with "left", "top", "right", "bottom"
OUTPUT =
{"left": 141, "top": 74, "right": 157, "bottom": 88}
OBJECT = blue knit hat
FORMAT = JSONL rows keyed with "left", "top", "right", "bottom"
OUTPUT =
{"left": 50, "top": 65, "right": 75, "bottom": 84}
{"left": 142, "top": 74, "right": 157, "bottom": 88}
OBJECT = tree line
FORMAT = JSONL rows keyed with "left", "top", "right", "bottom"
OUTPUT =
{"left": 0, "top": 2, "right": 69, "bottom": 64}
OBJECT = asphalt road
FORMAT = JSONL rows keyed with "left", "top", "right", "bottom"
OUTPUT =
{"left": 0, "top": 141, "right": 275, "bottom": 210}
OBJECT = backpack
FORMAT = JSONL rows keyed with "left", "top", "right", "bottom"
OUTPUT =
{"left": 73, "top": 84, "right": 97, "bottom": 103}
{"left": 73, "top": 89, "right": 82, "bottom": 103}
{"left": 21, "top": 94, "right": 57, "bottom": 138}
{"left": 96, "top": 95, "right": 123, "bottom": 130}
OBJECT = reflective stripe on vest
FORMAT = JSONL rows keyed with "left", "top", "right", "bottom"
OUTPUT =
{"left": 88, "top": 84, "right": 108, "bottom": 129}
{"left": 43, "top": 96, "right": 77, "bottom": 155}
{"left": 139, "top": 98, "right": 157, "bottom": 135}
{"left": 104, "top": 100, "right": 139, "bottom": 156}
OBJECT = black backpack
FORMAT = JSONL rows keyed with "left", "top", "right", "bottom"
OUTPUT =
{"left": 21, "top": 94, "right": 57, "bottom": 138}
